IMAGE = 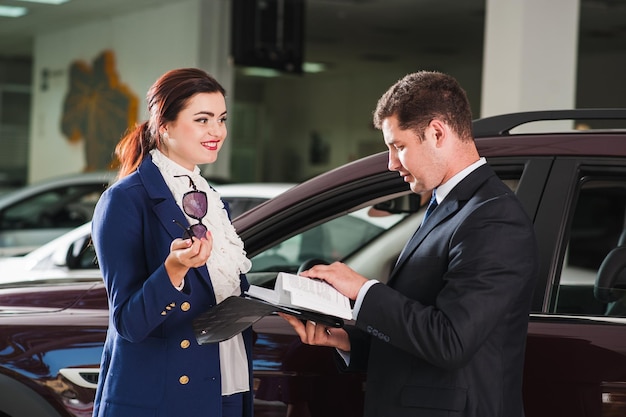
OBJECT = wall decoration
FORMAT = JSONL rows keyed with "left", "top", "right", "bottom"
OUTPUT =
{"left": 61, "top": 50, "right": 138, "bottom": 172}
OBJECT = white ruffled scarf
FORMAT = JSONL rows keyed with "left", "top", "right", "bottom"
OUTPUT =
{"left": 150, "top": 149, "right": 252, "bottom": 303}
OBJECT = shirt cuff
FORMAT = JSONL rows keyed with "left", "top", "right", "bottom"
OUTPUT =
{"left": 352, "top": 279, "right": 379, "bottom": 319}
{"left": 336, "top": 348, "right": 351, "bottom": 366}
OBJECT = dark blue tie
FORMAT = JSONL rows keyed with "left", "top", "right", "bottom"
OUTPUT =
{"left": 422, "top": 189, "right": 438, "bottom": 224}
{"left": 394, "top": 189, "right": 439, "bottom": 268}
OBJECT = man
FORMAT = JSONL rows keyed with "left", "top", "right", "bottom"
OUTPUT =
{"left": 280, "top": 71, "right": 538, "bottom": 417}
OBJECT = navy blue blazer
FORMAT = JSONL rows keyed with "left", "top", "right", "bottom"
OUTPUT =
{"left": 91, "top": 156, "right": 253, "bottom": 417}
{"left": 345, "top": 164, "right": 538, "bottom": 417}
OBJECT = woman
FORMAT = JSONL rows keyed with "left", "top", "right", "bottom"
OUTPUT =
{"left": 91, "top": 68, "right": 253, "bottom": 417}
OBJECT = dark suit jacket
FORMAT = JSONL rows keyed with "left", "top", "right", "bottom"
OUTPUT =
{"left": 91, "top": 156, "right": 253, "bottom": 417}
{"left": 345, "top": 164, "right": 538, "bottom": 417}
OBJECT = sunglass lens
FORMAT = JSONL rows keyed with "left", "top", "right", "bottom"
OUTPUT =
{"left": 189, "top": 223, "right": 208, "bottom": 239}
{"left": 182, "top": 191, "right": 207, "bottom": 219}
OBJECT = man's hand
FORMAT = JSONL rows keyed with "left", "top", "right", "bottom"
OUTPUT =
{"left": 300, "top": 261, "right": 368, "bottom": 300}
{"left": 278, "top": 313, "right": 351, "bottom": 352}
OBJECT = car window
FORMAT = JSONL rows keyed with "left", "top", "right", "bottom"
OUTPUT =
{"left": 556, "top": 180, "right": 626, "bottom": 317}
{"left": 249, "top": 205, "right": 411, "bottom": 277}
{"left": 0, "top": 185, "right": 103, "bottom": 230}
{"left": 222, "top": 197, "right": 268, "bottom": 219}
{"left": 248, "top": 166, "right": 523, "bottom": 285}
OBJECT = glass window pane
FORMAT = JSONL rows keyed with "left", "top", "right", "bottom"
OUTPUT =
{"left": 556, "top": 181, "right": 626, "bottom": 317}
{"left": 0, "top": 184, "right": 104, "bottom": 230}
{"left": 250, "top": 205, "right": 410, "bottom": 274}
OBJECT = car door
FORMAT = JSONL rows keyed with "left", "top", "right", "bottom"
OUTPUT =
{"left": 525, "top": 157, "right": 626, "bottom": 417}
{"left": 244, "top": 156, "right": 545, "bottom": 417}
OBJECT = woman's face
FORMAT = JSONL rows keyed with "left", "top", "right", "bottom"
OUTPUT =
{"left": 160, "top": 92, "right": 227, "bottom": 170}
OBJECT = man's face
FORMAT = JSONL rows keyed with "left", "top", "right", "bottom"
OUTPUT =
{"left": 382, "top": 115, "right": 445, "bottom": 194}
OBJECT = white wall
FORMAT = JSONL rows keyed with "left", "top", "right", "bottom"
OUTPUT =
{"left": 28, "top": 0, "right": 202, "bottom": 182}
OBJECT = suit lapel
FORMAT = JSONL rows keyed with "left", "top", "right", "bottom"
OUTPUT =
{"left": 388, "top": 164, "right": 495, "bottom": 283}
{"left": 137, "top": 156, "right": 186, "bottom": 241}
{"left": 390, "top": 199, "right": 458, "bottom": 279}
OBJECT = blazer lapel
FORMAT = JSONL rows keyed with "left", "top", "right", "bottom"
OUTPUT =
{"left": 388, "top": 164, "right": 496, "bottom": 283}
{"left": 136, "top": 156, "right": 214, "bottom": 288}
{"left": 137, "top": 156, "right": 187, "bottom": 240}
{"left": 389, "top": 199, "right": 458, "bottom": 280}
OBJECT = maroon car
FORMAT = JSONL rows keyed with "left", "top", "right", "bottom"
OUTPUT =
{"left": 1, "top": 109, "right": 626, "bottom": 416}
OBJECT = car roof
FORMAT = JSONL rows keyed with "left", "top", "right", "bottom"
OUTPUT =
{"left": 0, "top": 171, "right": 116, "bottom": 208}
{"left": 214, "top": 183, "right": 297, "bottom": 199}
{"left": 473, "top": 108, "right": 626, "bottom": 158}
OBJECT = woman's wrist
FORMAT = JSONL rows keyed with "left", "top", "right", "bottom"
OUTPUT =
{"left": 173, "top": 278, "right": 185, "bottom": 291}
{"left": 164, "top": 255, "right": 187, "bottom": 288}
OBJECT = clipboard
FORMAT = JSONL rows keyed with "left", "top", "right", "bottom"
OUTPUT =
{"left": 192, "top": 295, "right": 345, "bottom": 345}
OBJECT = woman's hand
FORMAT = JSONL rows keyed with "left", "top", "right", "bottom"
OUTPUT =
{"left": 278, "top": 313, "right": 351, "bottom": 352}
{"left": 164, "top": 231, "right": 213, "bottom": 288}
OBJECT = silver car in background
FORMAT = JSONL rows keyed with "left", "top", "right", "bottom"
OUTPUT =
{"left": 0, "top": 172, "right": 114, "bottom": 257}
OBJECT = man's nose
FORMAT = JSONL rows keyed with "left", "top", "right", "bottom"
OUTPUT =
{"left": 388, "top": 153, "right": 400, "bottom": 171}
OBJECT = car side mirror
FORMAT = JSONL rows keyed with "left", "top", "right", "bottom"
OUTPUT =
{"left": 373, "top": 193, "right": 422, "bottom": 214}
{"left": 66, "top": 242, "right": 80, "bottom": 269}
{"left": 594, "top": 246, "right": 626, "bottom": 303}
{"left": 65, "top": 236, "right": 93, "bottom": 270}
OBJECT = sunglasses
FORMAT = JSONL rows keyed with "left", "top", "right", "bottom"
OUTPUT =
{"left": 173, "top": 175, "right": 208, "bottom": 240}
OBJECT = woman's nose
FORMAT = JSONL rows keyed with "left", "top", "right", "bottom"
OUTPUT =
{"left": 207, "top": 120, "right": 223, "bottom": 136}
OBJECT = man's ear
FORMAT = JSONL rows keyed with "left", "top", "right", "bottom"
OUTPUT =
{"left": 429, "top": 119, "right": 447, "bottom": 146}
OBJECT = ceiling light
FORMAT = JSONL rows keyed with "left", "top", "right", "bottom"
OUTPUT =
{"left": 303, "top": 62, "right": 327, "bottom": 73}
{"left": 0, "top": 5, "right": 28, "bottom": 17}
{"left": 13, "top": 0, "right": 71, "bottom": 4}
{"left": 240, "top": 62, "right": 327, "bottom": 78}
{"left": 240, "top": 67, "right": 283, "bottom": 78}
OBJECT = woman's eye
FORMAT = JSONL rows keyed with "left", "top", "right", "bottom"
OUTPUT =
{"left": 218, "top": 117, "right": 228, "bottom": 123}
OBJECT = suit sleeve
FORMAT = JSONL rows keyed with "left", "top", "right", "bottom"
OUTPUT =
{"left": 92, "top": 184, "right": 191, "bottom": 343}
{"left": 332, "top": 325, "right": 371, "bottom": 372}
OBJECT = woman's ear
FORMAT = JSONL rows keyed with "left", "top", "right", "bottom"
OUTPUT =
{"left": 159, "top": 122, "right": 171, "bottom": 137}
{"left": 158, "top": 125, "right": 171, "bottom": 142}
